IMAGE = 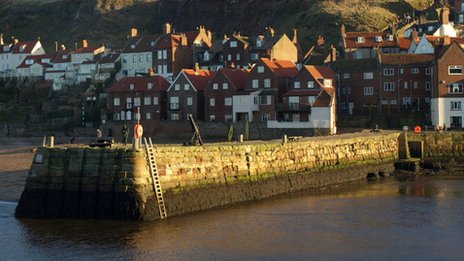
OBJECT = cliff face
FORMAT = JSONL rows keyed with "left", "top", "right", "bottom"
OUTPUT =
{"left": 0, "top": 0, "right": 435, "bottom": 51}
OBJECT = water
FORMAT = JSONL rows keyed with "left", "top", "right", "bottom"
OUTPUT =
{"left": 2, "top": 177, "right": 464, "bottom": 261}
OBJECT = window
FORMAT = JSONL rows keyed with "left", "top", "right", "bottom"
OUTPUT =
{"left": 411, "top": 68, "right": 419, "bottom": 74}
{"left": 153, "top": 97, "right": 159, "bottom": 105}
{"left": 133, "top": 55, "right": 137, "bottom": 63}
{"left": 343, "top": 73, "right": 350, "bottom": 79}
{"left": 134, "top": 97, "right": 141, "bottom": 107}
{"left": 162, "top": 50, "right": 167, "bottom": 59}
{"left": 404, "top": 82, "right": 408, "bottom": 89}
{"left": 213, "top": 83, "right": 218, "bottom": 90}
{"left": 157, "top": 65, "right": 163, "bottom": 74}
{"left": 323, "top": 79, "right": 332, "bottom": 87}
{"left": 184, "top": 84, "right": 190, "bottom": 91}
{"left": 257, "top": 66, "right": 264, "bottom": 73}
{"left": 224, "top": 97, "right": 232, "bottom": 106}
{"left": 146, "top": 113, "right": 152, "bottom": 120}
{"left": 413, "top": 81, "right": 418, "bottom": 89}
{"left": 227, "top": 54, "right": 232, "bottom": 61}
{"left": 383, "top": 68, "right": 394, "bottom": 76}
{"left": 139, "top": 54, "right": 144, "bottom": 63}
{"left": 251, "top": 53, "right": 259, "bottom": 60}
{"left": 340, "top": 102, "right": 346, "bottom": 109}
{"left": 209, "top": 115, "right": 216, "bottom": 121}
{"left": 390, "top": 99, "right": 397, "bottom": 105}
{"left": 356, "top": 36, "right": 365, "bottom": 43}
{"left": 425, "top": 68, "right": 431, "bottom": 75}
{"left": 163, "top": 65, "right": 168, "bottom": 74}
{"left": 147, "top": 53, "right": 152, "bottom": 62}
{"left": 307, "top": 81, "right": 314, "bottom": 88}
{"left": 170, "top": 113, "right": 179, "bottom": 121}
{"left": 157, "top": 50, "right": 162, "bottom": 60}
{"left": 225, "top": 114, "right": 233, "bottom": 122}
{"left": 126, "top": 97, "right": 133, "bottom": 109}
{"left": 449, "top": 66, "right": 463, "bottom": 75}
{"left": 374, "top": 36, "right": 383, "bottom": 43}
{"left": 384, "top": 82, "right": 395, "bottom": 91}
{"left": 260, "top": 95, "right": 271, "bottom": 105}
{"left": 113, "top": 98, "right": 120, "bottom": 106}
{"left": 222, "top": 83, "right": 229, "bottom": 90}
{"left": 450, "top": 83, "right": 463, "bottom": 93}
{"left": 252, "top": 79, "right": 259, "bottom": 88}
{"left": 363, "top": 72, "right": 374, "bottom": 79}
{"left": 451, "top": 101, "right": 462, "bottom": 111}
{"left": 294, "top": 81, "right": 300, "bottom": 89}
{"left": 129, "top": 84, "right": 134, "bottom": 90}
{"left": 174, "top": 84, "right": 180, "bottom": 91}
{"left": 381, "top": 98, "right": 388, "bottom": 105}
{"left": 144, "top": 97, "right": 152, "bottom": 105}
{"left": 264, "top": 79, "right": 271, "bottom": 88}
{"left": 147, "top": 83, "right": 153, "bottom": 90}
{"left": 403, "top": 97, "right": 411, "bottom": 105}
{"left": 230, "top": 41, "right": 237, "bottom": 48}
{"left": 187, "top": 97, "right": 193, "bottom": 106}
{"left": 425, "top": 81, "right": 431, "bottom": 91}
{"left": 364, "top": 86, "right": 374, "bottom": 96}
{"left": 261, "top": 114, "right": 271, "bottom": 121}
{"left": 425, "top": 97, "right": 430, "bottom": 103}
{"left": 210, "top": 98, "right": 216, "bottom": 106}
{"left": 113, "top": 113, "right": 120, "bottom": 121}
{"left": 236, "top": 53, "right": 240, "bottom": 61}
{"left": 308, "top": 96, "right": 316, "bottom": 105}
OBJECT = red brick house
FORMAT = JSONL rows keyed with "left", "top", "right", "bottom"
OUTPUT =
{"left": 104, "top": 74, "right": 170, "bottom": 123}
{"left": 378, "top": 53, "right": 434, "bottom": 114}
{"left": 431, "top": 41, "right": 464, "bottom": 129}
{"left": 281, "top": 65, "right": 336, "bottom": 123}
{"left": 167, "top": 68, "right": 214, "bottom": 121}
{"left": 245, "top": 58, "right": 298, "bottom": 121}
{"left": 204, "top": 68, "right": 249, "bottom": 122}
{"left": 222, "top": 33, "right": 250, "bottom": 68}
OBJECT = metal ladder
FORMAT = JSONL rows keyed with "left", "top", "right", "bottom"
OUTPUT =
{"left": 144, "top": 137, "right": 167, "bottom": 219}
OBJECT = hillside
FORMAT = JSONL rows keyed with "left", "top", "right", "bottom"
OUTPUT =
{"left": 0, "top": 0, "right": 437, "bottom": 51}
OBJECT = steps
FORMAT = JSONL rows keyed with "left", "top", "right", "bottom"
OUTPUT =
{"left": 144, "top": 137, "right": 167, "bottom": 219}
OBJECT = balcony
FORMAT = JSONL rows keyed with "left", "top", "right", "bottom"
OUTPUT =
{"left": 169, "top": 103, "right": 180, "bottom": 111}
{"left": 276, "top": 103, "right": 311, "bottom": 112}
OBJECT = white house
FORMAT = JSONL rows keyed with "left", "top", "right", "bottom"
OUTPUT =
{"left": 0, "top": 36, "right": 45, "bottom": 76}
{"left": 232, "top": 90, "right": 261, "bottom": 122}
{"left": 16, "top": 54, "right": 53, "bottom": 78}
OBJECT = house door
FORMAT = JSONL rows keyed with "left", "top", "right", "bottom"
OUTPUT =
{"left": 450, "top": 116, "right": 462, "bottom": 129}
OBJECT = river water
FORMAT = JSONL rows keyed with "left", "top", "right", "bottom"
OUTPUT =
{"left": 1, "top": 176, "right": 464, "bottom": 261}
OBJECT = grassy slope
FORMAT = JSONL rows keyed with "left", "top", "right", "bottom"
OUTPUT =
{"left": 0, "top": 0, "right": 435, "bottom": 52}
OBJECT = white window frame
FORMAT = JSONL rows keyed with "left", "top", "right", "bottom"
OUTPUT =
{"left": 222, "top": 83, "right": 229, "bottom": 90}
{"left": 384, "top": 82, "right": 395, "bottom": 91}
{"left": 449, "top": 65, "right": 463, "bottom": 75}
{"left": 144, "top": 97, "right": 152, "bottom": 105}
{"left": 213, "top": 83, "right": 218, "bottom": 90}
{"left": 113, "top": 98, "right": 120, "bottom": 106}
{"left": 252, "top": 79, "right": 259, "bottom": 89}
{"left": 153, "top": 97, "right": 159, "bottom": 105}
{"left": 257, "top": 66, "right": 264, "bottom": 73}
{"left": 363, "top": 72, "right": 374, "bottom": 79}
{"left": 411, "top": 68, "right": 419, "bottom": 74}
{"left": 210, "top": 98, "right": 216, "bottom": 106}
{"left": 187, "top": 97, "right": 193, "bottom": 106}
{"left": 363, "top": 86, "right": 374, "bottom": 96}
{"left": 383, "top": 68, "right": 394, "bottom": 76}
{"left": 264, "top": 79, "right": 271, "bottom": 88}
{"left": 294, "top": 81, "right": 300, "bottom": 89}
{"left": 451, "top": 101, "right": 462, "bottom": 111}
{"left": 224, "top": 97, "right": 232, "bottom": 106}
{"left": 307, "top": 81, "right": 314, "bottom": 88}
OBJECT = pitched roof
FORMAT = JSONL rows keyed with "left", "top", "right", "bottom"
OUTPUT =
{"left": 17, "top": 54, "right": 54, "bottom": 69}
{"left": 344, "top": 32, "right": 397, "bottom": 49}
{"left": 74, "top": 46, "right": 104, "bottom": 54}
{"left": 124, "top": 34, "right": 161, "bottom": 53}
{"left": 218, "top": 68, "right": 249, "bottom": 90}
{"left": 11, "top": 40, "right": 40, "bottom": 54}
{"left": 182, "top": 69, "right": 214, "bottom": 91}
{"left": 397, "top": 37, "right": 414, "bottom": 50}
{"left": 379, "top": 54, "right": 434, "bottom": 66}
{"left": 53, "top": 51, "right": 72, "bottom": 63}
{"left": 98, "top": 52, "right": 120, "bottom": 63}
{"left": 106, "top": 76, "right": 170, "bottom": 93}
{"left": 261, "top": 58, "right": 298, "bottom": 77}
{"left": 304, "top": 65, "right": 336, "bottom": 95}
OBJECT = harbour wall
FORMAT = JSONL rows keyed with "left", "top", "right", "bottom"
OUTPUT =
{"left": 15, "top": 132, "right": 400, "bottom": 221}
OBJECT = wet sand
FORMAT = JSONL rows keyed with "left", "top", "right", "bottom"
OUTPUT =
{"left": 0, "top": 137, "right": 40, "bottom": 202}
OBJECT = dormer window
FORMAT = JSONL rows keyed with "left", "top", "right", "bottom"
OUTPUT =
{"left": 150, "top": 41, "right": 155, "bottom": 47}
{"left": 62, "top": 54, "right": 67, "bottom": 59}
{"left": 323, "top": 79, "right": 332, "bottom": 87}
{"left": 386, "top": 35, "right": 394, "bottom": 41}
{"left": 256, "top": 39, "right": 263, "bottom": 47}
{"left": 129, "top": 83, "right": 134, "bottom": 90}
{"left": 3, "top": 46, "right": 10, "bottom": 52}
{"left": 147, "top": 83, "right": 153, "bottom": 90}
{"left": 41, "top": 58, "right": 50, "bottom": 63}
{"left": 25, "top": 59, "right": 33, "bottom": 65}
{"left": 374, "top": 36, "right": 383, "bottom": 43}
{"left": 19, "top": 45, "right": 26, "bottom": 52}
{"left": 257, "top": 66, "right": 264, "bottom": 73}
{"left": 131, "top": 44, "right": 136, "bottom": 49}
{"left": 427, "top": 26, "right": 434, "bottom": 32}
{"left": 356, "top": 36, "right": 365, "bottom": 43}
{"left": 230, "top": 41, "right": 237, "bottom": 48}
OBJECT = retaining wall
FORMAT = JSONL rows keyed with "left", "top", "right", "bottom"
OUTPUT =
{"left": 15, "top": 132, "right": 400, "bottom": 221}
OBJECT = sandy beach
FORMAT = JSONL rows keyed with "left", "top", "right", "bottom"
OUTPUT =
{"left": 0, "top": 137, "right": 40, "bottom": 202}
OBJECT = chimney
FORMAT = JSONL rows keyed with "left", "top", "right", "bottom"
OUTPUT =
{"left": 341, "top": 24, "right": 346, "bottom": 38}
{"left": 130, "top": 28, "right": 138, "bottom": 37}
{"left": 317, "top": 35, "right": 325, "bottom": 46}
{"left": 194, "top": 62, "right": 200, "bottom": 71}
{"left": 55, "top": 41, "right": 58, "bottom": 52}
{"left": 163, "top": 23, "right": 172, "bottom": 34}
{"left": 443, "top": 35, "right": 451, "bottom": 46}
{"left": 149, "top": 68, "right": 155, "bottom": 76}
{"left": 207, "top": 30, "right": 212, "bottom": 42}
{"left": 0, "top": 34, "right": 3, "bottom": 46}
{"left": 440, "top": 7, "right": 450, "bottom": 25}
{"left": 292, "top": 29, "right": 298, "bottom": 44}
{"left": 411, "top": 28, "right": 419, "bottom": 41}
{"left": 330, "top": 45, "right": 337, "bottom": 63}
{"left": 266, "top": 26, "right": 275, "bottom": 37}
{"left": 199, "top": 25, "right": 206, "bottom": 34}
{"left": 180, "top": 33, "right": 188, "bottom": 46}
{"left": 82, "top": 39, "right": 88, "bottom": 48}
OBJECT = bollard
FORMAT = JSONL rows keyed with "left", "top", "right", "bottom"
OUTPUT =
{"left": 49, "top": 136, "right": 54, "bottom": 148}
{"left": 42, "top": 136, "right": 47, "bottom": 147}
{"left": 283, "top": 134, "right": 288, "bottom": 144}
{"left": 239, "top": 134, "right": 244, "bottom": 143}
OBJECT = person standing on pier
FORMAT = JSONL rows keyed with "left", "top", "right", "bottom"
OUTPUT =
{"left": 121, "top": 124, "right": 129, "bottom": 145}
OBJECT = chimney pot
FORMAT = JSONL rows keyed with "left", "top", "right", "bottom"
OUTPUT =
{"left": 82, "top": 39, "right": 88, "bottom": 48}
{"left": 130, "top": 28, "right": 138, "bottom": 37}
{"left": 163, "top": 23, "right": 172, "bottom": 35}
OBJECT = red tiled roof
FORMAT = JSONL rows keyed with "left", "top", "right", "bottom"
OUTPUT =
{"left": 106, "top": 76, "right": 170, "bottom": 93}
{"left": 261, "top": 58, "right": 298, "bottom": 77}
{"left": 219, "top": 68, "right": 250, "bottom": 90}
{"left": 11, "top": 41, "right": 40, "bottom": 54}
{"left": 344, "top": 32, "right": 397, "bottom": 49}
{"left": 397, "top": 37, "right": 414, "bottom": 50}
{"left": 53, "top": 51, "right": 72, "bottom": 63}
{"left": 154, "top": 34, "right": 178, "bottom": 49}
{"left": 313, "top": 91, "right": 332, "bottom": 107}
{"left": 304, "top": 65, "right": 336, "bottom": 95}
{"left": 182, "top": 69, "right": 214, "bottom": 91}
{"left": 379, "top": 54, "right": 434, "bottom": 65}
{"left": 425, "top": 36, "right": 464, "bottom": 46}
{"left": 17, "top": 54, "right": 53, "bottom": 69}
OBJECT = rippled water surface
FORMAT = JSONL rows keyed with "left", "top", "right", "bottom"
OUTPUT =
{"left": 2, "top": 177, "right": 464, "bottom": 260}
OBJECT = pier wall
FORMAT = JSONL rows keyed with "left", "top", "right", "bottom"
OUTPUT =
{"left": 16, "top": 132, "right": 400, "bottom": 220}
